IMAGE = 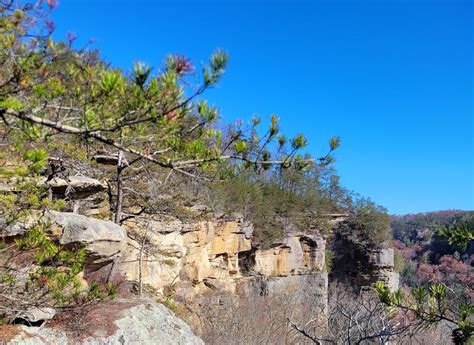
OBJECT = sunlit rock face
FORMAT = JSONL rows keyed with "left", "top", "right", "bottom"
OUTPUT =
{"left": 254, "top": 235, "right": 325, "bottom": 276}
{"left": 118, "top": 217, "right": 255, "bottom": 293}
{"left": 113, "top": 213, "right": 331, "bottom": 338}
{"left": 118, "top": 215, "right": 328, "bottom": 298}
{"left": 1, "top": 186, "right": 398, "bottom": 344}
{"left": 47, "top": 210, "right": 126, "bottom": 257}
{"left": 36, "top": 195, "right": 395, "bottom": 340}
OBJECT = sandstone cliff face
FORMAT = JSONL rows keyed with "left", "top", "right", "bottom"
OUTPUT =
{"left": 114, "top": 214, "right": 330, "bottom": 338}
{"left": 254, "top": 235, "right": 325, "bottom": 276}
{"left": 118, "top": 215, "right": 327, "bottom": 297}
{"left": 4, "top": 208, "right": 329, "bottom": 341}
{"left": 114, "top": 211, "right": 401, "bottom": 340}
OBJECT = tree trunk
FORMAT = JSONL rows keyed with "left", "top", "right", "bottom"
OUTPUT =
{"left": 114, "top": 151, "right": 124, "bottom": 224}
{"left": 138, "top": 240, "right": 144, "bottom": 298}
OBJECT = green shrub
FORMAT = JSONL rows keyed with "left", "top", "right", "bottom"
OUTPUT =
{"left": 325, "top": 250, "right": 334, "bottom": 273}
{"left": 338, "top": 198, "right": 392, "bottom": 248}
{"left": 162, "top": 296, "right": 178, "bottom": 312}
{"left": 206, "top": 166, "right": 339, "bottom": 248}
{"left": 23, "top": 148, "right": 48, "bottom": 173}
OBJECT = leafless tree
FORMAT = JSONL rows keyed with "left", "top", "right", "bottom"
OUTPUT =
{"left": 288, "top": 281, "right": 421, "bottom": 344}
{"left": 181, "top": 276, "right": 327, "bottom": 345}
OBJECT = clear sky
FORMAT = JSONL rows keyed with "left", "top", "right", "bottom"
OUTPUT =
{"left": 51, "top": 0, "right": 473, "bottom": 215}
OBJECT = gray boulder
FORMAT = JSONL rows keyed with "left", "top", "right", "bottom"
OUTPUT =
{"left": 0, "top": 218, "right": 27, "bottom": 237}
{"left": 17, "top": 307, "right": 56, "bottom": 324}
{"left": 46, "top": 211, "right": 127, "bottom": 264}
{"left": 8, "top": 299, "right": 204, "bottom": 345}
{"left": 48, "top": 176, "right": 106, "bottom": 199}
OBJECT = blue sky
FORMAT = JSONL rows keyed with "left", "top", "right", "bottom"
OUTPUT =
{"left": 52, "top": 0, "right": 473, "bottom": 215}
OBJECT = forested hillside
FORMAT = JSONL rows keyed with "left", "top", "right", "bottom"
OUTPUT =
{"left": 391, "top": 211, "right": 473, "bottom": 292}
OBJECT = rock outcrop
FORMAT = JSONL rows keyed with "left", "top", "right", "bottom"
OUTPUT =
{"left": 118, "top": 215, "right": 328, "bottom": 299}
{"left": 119, "top": 218, "right": 186, "bottom": 292}
{"left": 254, "top": 235, "right": 325, "bottom": 276}
{"left": 368, "top": 247, "right": 400, "bottom": 291}
{"left": 0, "top": 218, "right": 29, "bottom": 237}
{"left": 114, "top": 214, "right": 330, "bottom": 339}
{"left": 17, "top": 307, "right": 56, "bottom": 325}
{"left": 1, "top": 176, "right": 398, "bottom": 343}
{"left": 7, "top": 299, "right": 204, "bottom": 345}
{"left": 329, "top": 235, "right": 399, "bottom": 292}
{"left": 46, "top": 211, "right": 127, "bottom": 268}
{"left": 46, "top": 175, "right": 110, "bottom": 218}
{"left": 119, "top": 217, "right": 255, "bottom": 294}
{"left": 48, "top": 176, "right": 106, "bottom": 199}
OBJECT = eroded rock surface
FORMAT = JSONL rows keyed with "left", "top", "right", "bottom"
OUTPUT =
{"left": 1, "top": 185, "right": 398, "bottom": 344}
{"left": 254, "top": 235, "right": 325, "bottom": 276}
{"left": 369, "top": 248, "right": 399, "bottom": 291}
{"left": 48, "top": 176, "right": 106, "bottom": 199}
{"left": 119, "top": 215, "right": 328, "bottom": 297}
{"left": 7, "top": 299, "right": 203, "bottom": 345}
{"left": 330, "top": 236, "right": 399, "bottom": 292}
{"left": 17, "top": 307, "right": 56, "bottom": 324}
{"left": 46, "top": 211, "right": 127, "bottom": 268}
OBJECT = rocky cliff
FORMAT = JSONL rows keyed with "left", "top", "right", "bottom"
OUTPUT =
{"left": 116, "top": 213, "right": 330, "bottom": 337}
{"left": 329, "top": 232, "right": 399, "bottom": 292}
{"left": 0, "top": 174, "right": 399, "bottom": 344}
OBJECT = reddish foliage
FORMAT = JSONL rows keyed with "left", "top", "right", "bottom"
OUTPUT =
{"left": 171, "top": 54, "right": 194, "bottom": 76}
{"left": 412, "top": 244, "right": 424, "bottom": 255}
{"left": 417, "top": 263, "right": 439, "bottom": 283}
{"left": 393, "top": 240, "right": 424, "bottom": 261}
{"left": 392, "top": 240, "right": 405, "bottom": 250}
{"left": 416, "top": 255, "right": 473, "bottom": 297}
{"left": 437, "top": 256, "right": 473, "bottom": 286}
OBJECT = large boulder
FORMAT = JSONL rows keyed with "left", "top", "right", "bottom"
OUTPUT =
{"left": 46, "top": 211, "right": 127, "bottom": 267}
{"left": 48, "top": 176, "right": 106, "bottom": 199}
{"left": 6, "top": 299, "right": 204, "bottom": 345}
{"left": 1, "top": 214, "right": 38, "bottom": 238}
{"left": 17, "top": 307, "right": 56, "bottom": 324}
